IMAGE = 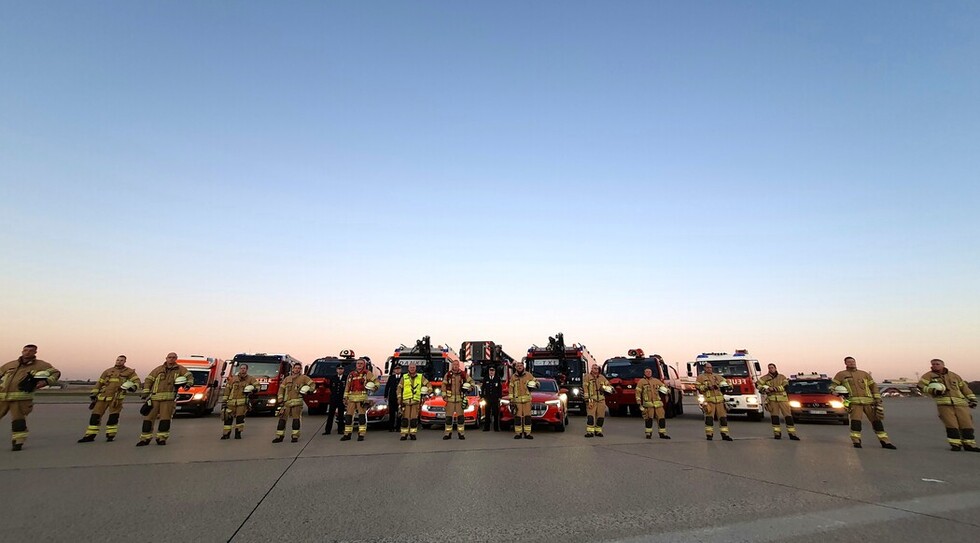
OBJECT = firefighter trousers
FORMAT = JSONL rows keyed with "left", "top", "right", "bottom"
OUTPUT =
{"left": 847, "top": 403, "right": 890, "bottom": 444}
{"left": 586, "top": 400, "right": 606, "bottom": 434}
{"left": 86, "top": 398, "right": 124, "bottom": 437}
{"left": 276, "top": 405, "right": 303, "bottom": 438}
{"left": 401, "top": 403, "right": 420, "bottom": 436}
{"left": 223, "top": 404, "right": 249, "bottom": 435}
{"left": 702, "top": 402, "right": 729, "bottom": 436}
{"left": 641, "top": 405, "right": 667, "bottom": 436}
{"left": 140, "top": 400, "right": 176, "bottom": 441}
{"left": 766, "top": 401, "right": 796, "bottom": 436}
{"left": 444, "top": 401, "right": 465, "bottom": 435}
{"left": 513, "top": 401, "right": 532, "bottom": 435}
{"left": 344, "top": 400, "right": 368, "bottom": 436}
{"left": 937, "top": 405, "right": 975, "bottom": 447}
{"left": 0, "top": 400, "right": 33, "bottom": 445}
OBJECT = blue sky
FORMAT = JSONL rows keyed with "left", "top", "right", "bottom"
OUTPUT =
{"left": 1, "top": 2, "right": 978, "bottom": 379}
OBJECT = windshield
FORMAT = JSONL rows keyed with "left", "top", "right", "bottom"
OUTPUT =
{"left": 698, "top": 360, "right": 750, "bottom": 377}
{"left": 188, "top": 370, "right": 209, "bottom": 386}
{"left": 309, "top": 360, "right": 351, "bottom": 378}
{"left": 535, "top": 380, "right": 559, "bottom": 393}
{"left": 787, "top": 379, "right": 833, "bottom": 394}
{"left": 529, "top": 357, "right": 584, "bottom": 382}
{"left": 242, "top": 362, "right": 282, "bottom": 378}
{"left": 604, "top": 360, "right": 661, "bottom": 380}
{"left": 370, "top": 384, "right": 386, "bottom": 397}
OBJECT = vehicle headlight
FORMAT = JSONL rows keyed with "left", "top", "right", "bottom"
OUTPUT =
{"left": 433, "top": 387, "right": 441, "bottom": 395}
{"left": 572, "top": 387, "right": 580, "bottom": 396}
{"left": 371, "top": 402, "right": 387, "bottom": 412}
{"left": 500, "top": 399, "right": 510, "bottom": 406}
{"left": 559, "top": 393, "right": 567, "bottom": 403}
{"left": 545, "top": 399, "right": 561, "bottom": 406}
{"left": 746, "top": 396, "right": 759, "bottom": 405}
{"left": 465, "top": 404, "right": 476, "bottom": 413}
{"left": 789, "top": 400, "right": 802, "bottom": 408}
{"left": 268, "top": 399, "right": 277, "bottom": 405}
{"left": 830, "top": 400, "right": 845, "bottom": 409}
{"left": 191, "top": 393, "right": 204, "bottom": 400}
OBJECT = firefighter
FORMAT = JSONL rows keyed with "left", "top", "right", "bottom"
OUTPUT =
{"left": 918, "top": 359, "right": 978, "bottom": 452}
{"left": 341, "top": 358, "right": 378, "bottom": 441}
{"left": 78, "top": 355, "right": 140, "bottom": 443}
{"left": 507, "top": 360, "right": 538, "bottom": 439}
{"left": 219, "top": 363, "right": 258, "bottom": 440}
{"left": 696, "top": 363, "right": 733, "bottom": 441}
{"left": 0, "top": 344, "right": 61, "bottom": 451}
{"left": 635, "top": 367, "right": 671, "bottom": 440}
{"left": 756, "top": 363, "right": 799, "bottom": 441}
{"left": 442, "top": 360, "right": 475, "bottom": 440}
{"left": 398, "top": 361, "right": 430, "bottom": 441}
{"left": 137, "top": 352, "right": 193, "bottom": 446}
{"left": 273, "top": 362, "right": 314, "bottom": 443}
{"left": 583, "top": 364, "right": 611, "bottom": 438}
{"left": 832, "top": 356, "right": 896, "bottom": 449}
{"left": 323, "top": 364, "right": 347, "bottom": 435}
{"left": 481, "top": 365, "right": 503, "bottom": 432}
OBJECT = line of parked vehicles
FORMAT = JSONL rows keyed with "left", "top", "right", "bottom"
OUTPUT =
{"left": 170, "top": 334, "right": 850, "bottom": 429}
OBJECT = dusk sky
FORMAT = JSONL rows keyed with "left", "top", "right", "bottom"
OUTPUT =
{"left": 2, "top": 2, "right": 978, "bottom": 381}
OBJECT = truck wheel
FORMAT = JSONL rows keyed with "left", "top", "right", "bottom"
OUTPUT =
{"left": 748, "top": 411, "right": 764, "bottom": 422}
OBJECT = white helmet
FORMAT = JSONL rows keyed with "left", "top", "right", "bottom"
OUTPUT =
{"left": 718, "top": 379, "right": 730, "bottom": 388}
{"left": 527, "top": 380, "right": 539, "bottom": 389}
{"left": 926, "top": 382, "right": 947, "bottom": 396}
{"left": 833, "top": 385, "right": 849, "bottom": 395}
{"left": 420, "top": 386, "right": 430, "bottom": 395}
{"left": 173, "top": 375, "right": 189, "bottom": 386}
{"left": 658, "top": 386, "right": 669, "bottom": 395}
{"left": 365, "top": 381, "right": 378, "bottom": 391}
{"left": 601, "top": 385, "right": 614, "bottom": 394}
{"left": 120, "top": 380, "right": 138, "bottom": 392}
{"left": 759, "top": 385, "right": 772, "bottom": 393}
{"left": 462, "top": 382, "right": 473, "bottom": 391}
{"left": 243, "top": 384, "right": 256, "bottom": 394}
{"left": 33, "top": 370, "right": 52, "bottom": 380}
{"left": 300, "top": 385, "right": 312, "bottom": 395}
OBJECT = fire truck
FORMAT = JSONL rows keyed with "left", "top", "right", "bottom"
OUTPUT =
{"left": 686, "top": 349, "right": 765, "bottom": 421}
{"left": 524, "top": 333, "right": 595, "bottom": 414}
{"left": 602, "top": 349, "right": 684, "bottom": 417}
{"left": 384, "top": 336, "right": 461, "bottom": 394}
{"left": 303, "top": 350, "right": 380, "bottom": 415}
{"left": 460, "top": 340, "right": 514, "bottom": 385}
{"left": 229, "top": 353, "right": 303, "bottom": 415}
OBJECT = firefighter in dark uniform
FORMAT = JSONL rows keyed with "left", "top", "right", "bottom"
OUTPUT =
{"left": 696, "top": 363, "right": 733, "bottom": 441}
{"left": 398, "top": 362, "right": 430, "bottom": 440}
{"left": 323, "top": 364, "right": 347, "bottom": 435}
{"left": 273, "top": 362, "right": 315, "bottom": 443}
{"left": 757, "top": 363, "right": 799, "bottom": 440}
{"left": 78, "top": 355, "right": 140, "bottom": 443}
{"left": 832, "top": 356, "right": 896, "bottom": 449}
{"left": 385, "top": 364, "right": 403, "bottom": 432}
{"left": 219, "top": 363, "right": 258, "bottom": 440}
{"left": 341, "top": 358, "right": 378, "bottom": 441}
{"left": 481, "top": 366, "right": 503, "bottom": 431}
{"left": 635, "top": 367, "right": 671, "bottom": 439}
{"left": 918, "top": 358, "right": 978, "bottom": 451}
{"left": 0, "top": 345, "right": 61, "bottom": 451}
{"left": 583, "top": 364, "right": 611, "bottom": 437}
{"left": 507, "top": 360, "right": 538, "bottom": 439}
{"left": 138, "top": 353, "right": 193, "bottom": 446}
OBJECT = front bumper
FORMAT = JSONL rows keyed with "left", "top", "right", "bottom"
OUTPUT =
{"left": 499, "top": 403, "right": 564, "bottom": 426}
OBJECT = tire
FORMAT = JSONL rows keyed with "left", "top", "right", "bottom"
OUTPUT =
{"left": 748, "top": 410, "right": 765, "bottom": 422}
{"left": 556, "top": 418, "right": 566, "bottom": 432}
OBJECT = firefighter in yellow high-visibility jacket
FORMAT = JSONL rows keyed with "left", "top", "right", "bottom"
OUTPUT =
{"left": 756, "top": 363, "right": 799, "bottom": 441}
{"left": 918, "top": 359, "right": 978, "bottom": 452}
{"left": 832, "top": 356, "right": 896, "bottom": 450}
{"left": 398, "top": 362, "right": 430, "bottom": 441}
{"left": 0, "top": 345, "right": 61, "bottom": 451}
{"left": 78, "top": 355, "right": 140, "bottom": 443}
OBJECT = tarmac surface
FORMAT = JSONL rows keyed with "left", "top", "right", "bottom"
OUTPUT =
{"left": 2, "top": 397, "right": 979, "bottom": 542}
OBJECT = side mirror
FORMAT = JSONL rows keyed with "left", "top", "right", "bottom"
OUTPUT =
{"left": 686, "top": 363, "right": 693, "bottom": 378}
{"left": 211, "top": 380, "right": 219, "bottom": 388}
{"left": 754, "top": 362, "right": 761, "bottom": 373}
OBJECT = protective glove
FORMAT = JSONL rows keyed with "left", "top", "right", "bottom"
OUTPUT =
{"left": 970, "top": 401, "right": 977, "bottom": 409}
{"left": 89, "top": 394, "right": 98, "bottom": 401}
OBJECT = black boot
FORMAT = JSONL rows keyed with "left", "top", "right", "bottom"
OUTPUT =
{"left": 220, "top": 434, "right": 230, "bottom": 440}
{"left": 78, "top": 435, "right": 96, "bottom": 443}
{"left": 357, "top": 435, "right": 364, "bottom": 441}
{"left": 106, "top": 435, "right": 115, "bottom": 442}
{"left": 721, "top": 434, "right": 733, "bottom": 441}
{"left": 409, "top": 434, "right": 417, "bottom": 440}
{"left": 234, "top": 430, "right": 242, "bottom": 440}
{"left": 12, "top": 443, "right": 23, "bottom": 451}
{"left": 136, "top": 439, "right": 150, "bottom": 447}
{"left": 660, "top": 434, "right": 671, "bottom": 440}
{"left": 951, "top": 444, "right": 962, "bottom": 451}
{"left": 340, "top": 434, "right": 351, "bottom": 441}
{"left": 789, "top": 434, "right": 800, "bottom": 441}
{"left": 881, "top": 441, "right": 897, "bottom": 450}
{"left": 400, "top": 435, "right": 408, "bottom": 441}
{"left": 272, "top": 436, "right": 284, "bottom": 443}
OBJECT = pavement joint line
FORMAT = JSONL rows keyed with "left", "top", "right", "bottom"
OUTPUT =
{"left": 226, "top": 417, "right": 328, "bottom": 543}
{"left": 600, "top": 444, "right": 980, "bottom": 529}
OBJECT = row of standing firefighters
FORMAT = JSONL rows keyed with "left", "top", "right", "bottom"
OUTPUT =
{"left": 2, "top": 346, "right": 977, "bottom": 453}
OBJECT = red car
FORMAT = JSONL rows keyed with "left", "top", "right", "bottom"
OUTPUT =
{"left": 420, "top": 386, "right": 485, "bottom": 429}
{"left": 500, "top": 378, "right": 568, "bottom": 432}
{"left": 787, "top": 373, "right": 849, "bottom": 424}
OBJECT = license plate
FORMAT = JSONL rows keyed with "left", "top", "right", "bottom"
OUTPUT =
{"left": 434, "top": 413, "right": 445, "bottom": 419}
{"left": 808, "top": 410, "right": 827, "bottom": 415}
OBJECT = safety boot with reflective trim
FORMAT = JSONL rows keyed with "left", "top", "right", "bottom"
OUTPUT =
{"left": 659, "top": 434, "right": 671, "bottom": 440}
{"left": 645, "top": 434, "right": 652, "bottom": 439}
{"left": 12, "top": 443, "right": 23, "bottom": 452}
{"left": 340, "top": 434, "right": 351, "bottom": 441}
{"left": 880, "top": 441, "right": 897, "bottom": 450}
{"left": 409, "top": 434, "right": 417, "bottom": 440}
{"left": 951, "top": 444, "right": 962, "bottom": 451}
{"left": 400, "top": 435, "right": 407, "bottom": 441}
{"left": 458, "top": 434, "right": 465, "bottom": 440}
{"left": 155, "top": 439, "right": 166, "bottom": 446}
{"left": 442, "top": 434, "right": 451, "bottom": 440}
{"left": 272, "top": 436, "right": 284, "bottom": 443}
{"left": 584, "top": 432, "right": 594, "bottom": 438}
{"left": 291, "top": 436, "right": 299, "bottom": 443}
{"left": 963, "top": 444, "right": 980, "bottom": 452}
{"left": 789, "top": 434, "right": 800, "bottom": 441}
{"left": 136, "top": 439, "right": 151, "bottom": 447}
{"left": 596, "top": 432, "right": 604, "bottom": 438}
{"left": 234, "top": 430, "right": 242, "bottom": 440}
{"left": 524, "top": 434, "right": 534, "bottom": 440}
{"left": 853, "top": 442, "right": 862, "bottom": 448}
{"left": 721, "top": 434, "right": 733, "bottom": 441}
{"left": 78, "top": 435, "right": 96, "bottom": 443}
{"left": 514, "top": 434, "right": 522, "bottom": 439}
